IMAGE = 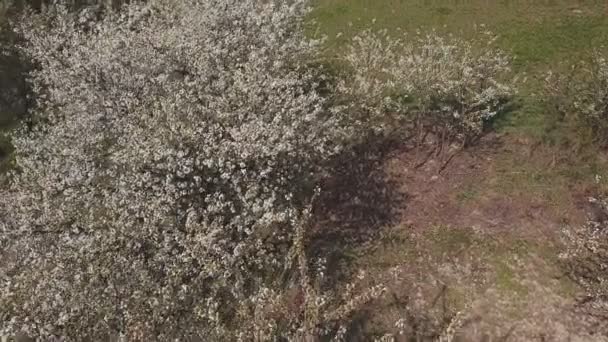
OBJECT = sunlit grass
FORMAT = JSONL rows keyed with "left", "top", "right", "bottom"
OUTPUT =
{"left": 309, "top": 0, "right": 608, "bottom": 135}
{"left": 309, "top": 0, "right": 608, "bottom": 202}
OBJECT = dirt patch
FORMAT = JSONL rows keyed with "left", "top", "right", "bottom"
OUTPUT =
{"left": 312, "top": 139, "right": 408, "bottom": 245}
{"left": 310, "top": 133, "right": 605, "bottom": 340}
{"left": 312, "top": 132, "right": 591, "bottom": 255}
{"left": 342, "top": 223, "right": 599, "bottom": 342}
{"left": 383, "top": 134, "right": 588, "bottom": 239}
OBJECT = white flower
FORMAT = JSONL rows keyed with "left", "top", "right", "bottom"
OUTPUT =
{"left": 0, "top": 0, "right": 348, "bottom": 340}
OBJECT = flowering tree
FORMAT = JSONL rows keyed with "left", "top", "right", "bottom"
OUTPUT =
{"left": 0, "top": 0, "right": 349, "bottom": 339}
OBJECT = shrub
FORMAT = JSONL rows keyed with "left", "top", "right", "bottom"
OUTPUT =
{"left": 560, "top": 196, "right": 608, "bottom": 335}
{"left": 0, "top": 0, "right": 355, "bottom": 339}
{"left": 338, "top": 29, "right": 514, "bottom": 147}
{"left": 545, "top": 53, "right": 608, "bottom": 147}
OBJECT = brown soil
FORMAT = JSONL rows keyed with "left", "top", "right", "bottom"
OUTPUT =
{"left": 384, "top": 134, "right": 588, "bottom": 238}
{"left": 313, "top": 132, "right": 606, "bottom": 341}
{"left": 316, "top": 133, "right": 589, "bottom": 241}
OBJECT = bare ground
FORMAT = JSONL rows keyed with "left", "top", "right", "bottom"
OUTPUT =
{"left": 388, "top": 134, "right": 589, "bottom": 238}
{"left": 312, "top": 133, "right": 608, "bottom": 341}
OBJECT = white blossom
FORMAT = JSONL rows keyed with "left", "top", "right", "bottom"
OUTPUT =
{"left": 0, "top": 0, "right": 346, "bottom": 339}
{"left": 338, "top": 29, "right": 514, "bottom": 145}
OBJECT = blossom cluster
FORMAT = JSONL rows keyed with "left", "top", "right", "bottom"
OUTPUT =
{"left": 559, "top": 196, "right": 608, "bottom": 335}
{"left": 339, "top": 29, "right": 514, "bottom": 146}
{"left": 0, "top": 0, "right": 346, "bottom": 339}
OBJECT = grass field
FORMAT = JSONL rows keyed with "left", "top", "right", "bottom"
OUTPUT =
{"left": 309, "top": 1, "right": 608, "bottom": 339}
{"left": 310, "top": 0, "right": 608, "bottom": 193}
{"left": 311, "top": 0, "right": 608, "bottom": 65}
{"left": 310, "top": 0, "right": 608, "bottom": 132}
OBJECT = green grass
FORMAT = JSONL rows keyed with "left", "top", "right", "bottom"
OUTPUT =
{"left": 501, "top": 16, "right": 608, "bottom": 69}
{"left": 310, "top": 0, "right": 608, "bottom": 215}
{"left": 311, "top": 0, "right": 608, "bottom": 51}
{"left": 310, "top": 0, "right": 608, "bottom": 136}
{"left": 354, "top": 225, "right": 577, "bottom": 334}
{"left": 308, "top": 0, "right": 608, "bottom": 261}
{"left": 455, "top": 183, "right": 479, "bottom": 203}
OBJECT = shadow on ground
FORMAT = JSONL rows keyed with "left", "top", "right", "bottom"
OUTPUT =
{"left": 307, "top": 137, "right": 408, "bottom": 288}
{"left": 0, "top": 19, "right": 31, "bottom": 170}
{"left": 313, "top": 138, "right": 408, "bottom": 242}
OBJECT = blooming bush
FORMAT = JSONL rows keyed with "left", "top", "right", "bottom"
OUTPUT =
{"left": 545, "top": 53, "right": 608, "bottom": 147}
{"left": 338, "top": 29, "right": 514, "bottom": 146}
{"left": 560, "top": 196, "right": 608, "bottom": 335}
{"left": 0, "top": 0, "right": 354, "bottom": 339}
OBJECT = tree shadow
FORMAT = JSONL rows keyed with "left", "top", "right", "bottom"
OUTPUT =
{"left": 0, "top": 18, "right": 32, "bottom": 171}
{"left": 484, "top": 96, "right": 525, "bottom": 135}
{"left": 0, "top": 30, "right": 29, "bottom": 131}
{"left": 309, "top": 136, "right": 408, "bottom": 272}
{"left": 326, "top": 285, "right": 461, "bottom": 342}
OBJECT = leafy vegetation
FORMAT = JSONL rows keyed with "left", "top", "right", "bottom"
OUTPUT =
{"left": 545, "top": 53, "right": 608, "bottom": 147}
{"left": 339, "top": 29, "right": 513, "bottom": 147}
